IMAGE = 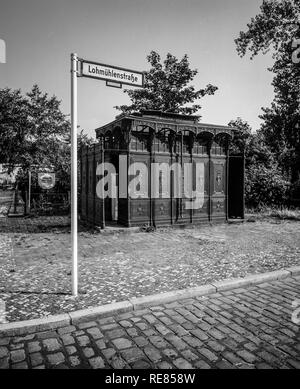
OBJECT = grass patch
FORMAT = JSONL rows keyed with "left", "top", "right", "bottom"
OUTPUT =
{"left": 246, "top": 207, "right": 300, "bottom": 221}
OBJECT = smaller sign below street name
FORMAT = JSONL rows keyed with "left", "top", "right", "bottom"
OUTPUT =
{"left": 106, "top": 80, "right": 122, "bottom": 88}
{"left": 81, "top": 60, "right": 144, "bottom": 87}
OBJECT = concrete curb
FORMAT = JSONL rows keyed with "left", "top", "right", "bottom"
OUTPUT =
{"left": 69, "top": 301, "right": 133, "bottom": 325}
{"left": 285, "top": 266, "right": 300, "bottom": 276}
{"left": 129, "top": 284, "right": 217, "bottom": 310}
{"left": 211, "top": 269, "right": 291, "bottom": 291}
{"left": 1, "top": 266, "right": 299, "bottom": 337}
{"left": 0, "top": 314, "right": 70, "bottom": 337}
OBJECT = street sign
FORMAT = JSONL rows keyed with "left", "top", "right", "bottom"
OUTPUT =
{"left": 70, "top": 53, "right": 144, "bottom": 296}
{"left": 80, "top": 59, "right": 144, "bottom": 87}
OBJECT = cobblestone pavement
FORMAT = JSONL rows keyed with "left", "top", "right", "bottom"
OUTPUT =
{"left": 0, "top": 275, "right": 299, "bottom": 369}
{"left": 0, "top": 219, "right": 299, "bottom": 322}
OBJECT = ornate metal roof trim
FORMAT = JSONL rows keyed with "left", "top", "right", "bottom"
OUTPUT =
{"left": 95, "top": 114, "right": 237, "bottom": 138}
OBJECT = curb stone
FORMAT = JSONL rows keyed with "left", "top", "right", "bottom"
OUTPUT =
{"left": 130, "top": 284, "right": 217, "bottom": 310}
{"left": 1, "top": 266, "right": 299, "bottom": 337}
{"left": 211, "top": 269, "right": 291, "bottom": 291}
{"left": 286, "top": 266, "right": 300, "bottom": 276}
{"left": 0, "top": 314, "right": 69, "bottom": 337}
{"left": 69, "top": 301, "right": 133, "bottom": 324}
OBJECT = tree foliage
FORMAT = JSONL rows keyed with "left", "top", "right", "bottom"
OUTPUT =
{"left": 235, "top": 0, "right": 300, "bottom": 182}
{"left": 116, "top": 51, "right": 218, "bottom": 116}
{"left": 228, "top": 117, "right": 289, "bottom": 209}
{"left": 15, "top": 129, "right": 93, "bottom": 203}
{"left": 0, "top": 88, "right": 29, "bottom": 166}
{"left": 0, "top": 85, "right": 94, "bottom": 194}
{"left": 245, "top": 165, "right": 290, "bottom": 209}
{"left": 0, "top": 85, "right": 70, "bottom": 170}
{"left": 228, "top": 117, "right": 251, "bottom": 156}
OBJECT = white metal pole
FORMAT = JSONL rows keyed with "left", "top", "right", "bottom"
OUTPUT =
{"left": 71, "top": 53, "right": 78, "bottom": 296}
{"left": 28, "top": 170, "right": 31, "bottom": 213}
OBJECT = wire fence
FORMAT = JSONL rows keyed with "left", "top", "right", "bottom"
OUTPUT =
{"left": 29, "top": 192, "right": 70, "bottom": 216}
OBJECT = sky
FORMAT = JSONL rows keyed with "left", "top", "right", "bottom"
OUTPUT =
{"left": 0, "top": 0, "right": 275, "bottom": 138}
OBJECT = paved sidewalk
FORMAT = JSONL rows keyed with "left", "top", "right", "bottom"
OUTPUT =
{"left": 1, "top": 220, "right": 300, "bottom": 322}
{"left": 0, "top": 275, "right": 299, "bottom": 369}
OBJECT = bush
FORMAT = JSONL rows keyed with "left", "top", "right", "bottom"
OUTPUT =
{"left": 290, "top": 179, "right": 300, "bottom": 207}
{"left": 245, "top": 165, "right": 290, "bottom": 209}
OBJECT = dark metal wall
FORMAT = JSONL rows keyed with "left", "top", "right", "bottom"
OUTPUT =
{"left": 80, "top": 131, "right": 231, "bottom": 228}
{"left": 80, "top": 143, "right": 105, "bottom": 228}
{"left": 228, "top": 155, "right": 245, "bottom": 219}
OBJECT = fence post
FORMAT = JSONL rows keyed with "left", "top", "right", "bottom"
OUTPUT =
{"left": 24, "top": 191, "right": 28, "bottom": 215}
{"left": 13, "top": 185, "right": 18, "bottom": 214}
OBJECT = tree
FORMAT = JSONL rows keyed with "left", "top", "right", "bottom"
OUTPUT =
{"left": 235, "top": 0, "right": 300, "bottom": 182}
{"left": 0, "top": 85, "right": 95, "bottom": 214}
{"left": 0, "top": 85, "right": 74, "bottom": 196}
{"left": 23, "top": 84, "right": 71, "bottom": 171}
{"left": 15, "top": 128, "right": 94, "bottom": 196}
{"left": 0, "top": 85, "right": 71, "bottom": 171}
{"left": 116, "top": 51, "right": 218, "bottom": 116}
{"left": 0, "top": 88, "right": 29, "bottom": 166}
{"left": 228, "top": 117, "right": 289, "bottom": 209}
{"left": 228, "top": 117, "right": 251, "bottom": 156}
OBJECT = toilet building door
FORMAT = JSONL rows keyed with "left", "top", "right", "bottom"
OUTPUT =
{"left": 228, "top": 155, "right": 245, "bottom": 219}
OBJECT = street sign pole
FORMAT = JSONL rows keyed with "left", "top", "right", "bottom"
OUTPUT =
{"left": 71, "top": 53, "right": 78, "bottom": 296}
{"left": 69, "top": 54, "right": 144, "bottom": 296}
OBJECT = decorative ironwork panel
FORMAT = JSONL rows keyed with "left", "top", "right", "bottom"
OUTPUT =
{"left": 211, "top": 158, "right": 227, "bottom": 222}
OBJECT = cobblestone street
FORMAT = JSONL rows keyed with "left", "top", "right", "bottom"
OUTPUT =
{"left": 0, "top": 275, "right": 299, "bottom": 369}
{"left": 0, "top": 218, "right": 299, "bottom": 322}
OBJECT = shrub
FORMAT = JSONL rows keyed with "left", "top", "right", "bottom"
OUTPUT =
{"left": 245, "top": 165, "right": 290, "bottom": 209}
{"left": 290, "top": 179, "right": 300, "bottom": 207}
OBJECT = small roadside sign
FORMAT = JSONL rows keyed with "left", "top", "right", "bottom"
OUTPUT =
{"left": 80, "top": 59, "right": 144, "bottom": 87}
{"left": 38, "top": 172, "right": 56, "bottom": 190}
{"left": 106, "top": 80, "right": 122, "bottom": 88}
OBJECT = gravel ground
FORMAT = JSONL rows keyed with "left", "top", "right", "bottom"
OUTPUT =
{"left": 0, "top": 219, "right": 299, "bottom": 323}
